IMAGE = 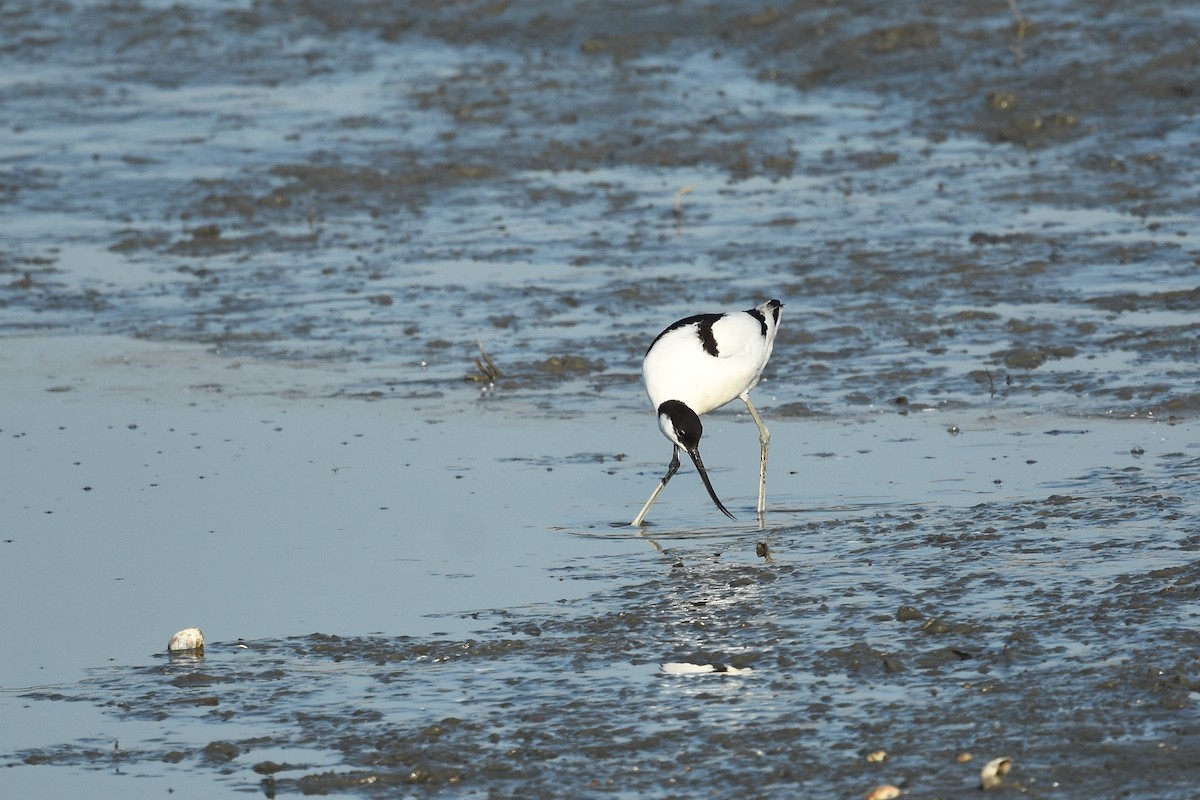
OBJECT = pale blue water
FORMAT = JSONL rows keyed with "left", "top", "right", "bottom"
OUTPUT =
{"left": 3, "top": 0, "right": 1199, "bottom": 796}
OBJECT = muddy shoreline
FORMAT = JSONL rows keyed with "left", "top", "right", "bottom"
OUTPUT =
{"left": 3, "top": 1, "right": 1198, "bottom": 415}
{"left": 3, "top": 0, "right": 1199, "bottom": 797}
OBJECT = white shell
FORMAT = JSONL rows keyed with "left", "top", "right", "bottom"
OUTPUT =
{"left": 167, "top": 627, "right": 205, "bottom": 653}
{"left": 980, "top": 756, "right": 1013, "bottom": 789}
{"left": 660, "top": 662, "right": 753, "bottom": 676}
{"left": 865, "top": 785, "right": 901, "bottom": 800}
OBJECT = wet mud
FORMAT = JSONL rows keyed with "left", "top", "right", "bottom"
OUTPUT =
{"left": 15, "top": 446, "right": 1200, "bottom": 796}
{"left": 3, "top": 0, "right": 1200, "bottom": 797}
{"left": 2, "top": 0, "right": 1198, "bottom": 414}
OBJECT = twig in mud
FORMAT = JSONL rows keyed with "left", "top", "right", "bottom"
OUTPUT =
{"left": 673, "top": 185, "right": 695, "bottom": 218}
{"left": 985, "top": 367, "right": 996, "bottom": 398}
{"left": 1006, "top": 0, "right": 1030, "bottom": 61}
{"left": 467, "top": 340, "right": 502, "bottom": 383}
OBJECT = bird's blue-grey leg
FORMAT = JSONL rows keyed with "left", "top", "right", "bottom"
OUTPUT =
{"left": 631, "top": 446, "right": 682, "bottom": 527}
{"left": 741, "top": 393, "right": 770, "bottom": 524}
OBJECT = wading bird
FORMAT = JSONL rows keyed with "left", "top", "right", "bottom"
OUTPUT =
{"left": 631, "top": 298, "right": 783, "bottom": 527}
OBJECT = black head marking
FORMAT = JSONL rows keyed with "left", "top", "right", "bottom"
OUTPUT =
{"left": 658, "top": 400, "right": 702, "bottom": 449}
{"left": 657, "top": 399, "right": 734, "bottom": 519}
{"left": 649, "top": 313, "right": 722, "bottom": 357}
{"left": 767, "top": 298, "right": 783, "bottom": 324}
{"left": 747, "top": 308, "right": 768, "bottom": 336}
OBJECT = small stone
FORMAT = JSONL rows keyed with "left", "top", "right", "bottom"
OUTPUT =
{"left": 202, "top": 740, "right": 239, "bottom": 763}
{"left": 987, "top": 91, "right": 1018, "bottom": 112}
{"left": 168, "top": 627, "right": 205, "bottom": 653}
{"left": 865, "top": 784, "right": 901, "bottom": 800}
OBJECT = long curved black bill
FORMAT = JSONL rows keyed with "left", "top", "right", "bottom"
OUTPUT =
{"left": 687, "top": 446, "right": 736, "bottom": 520}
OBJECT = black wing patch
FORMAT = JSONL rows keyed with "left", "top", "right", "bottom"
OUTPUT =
{"left": 648, "top": 313, "right": 722, "bottom": 357}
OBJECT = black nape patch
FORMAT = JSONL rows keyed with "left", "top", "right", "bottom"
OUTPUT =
{"left": 768, "top": 298, "right": 782, "bottom": 324}
{"left": 747, "top": 299, "right": 782, "bottom": 336}
{"left": 747, "top": 308, "right": 767, "bottom": 337}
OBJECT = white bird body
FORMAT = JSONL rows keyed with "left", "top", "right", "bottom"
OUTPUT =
{"left": 643, "top": 306, "right": 780, "bottom": 416}
{"left": 631, "top": 299, "right": 783, "bottom": 527}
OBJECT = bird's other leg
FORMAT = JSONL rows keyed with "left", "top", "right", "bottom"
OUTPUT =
{"left": 631, "top": 446, "right": 682, "bottom": 527}
{"left": 741, "top": 393, "right": 770, "bottom": 526}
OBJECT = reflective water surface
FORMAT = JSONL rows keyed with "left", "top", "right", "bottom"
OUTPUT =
{"left": 2, "top": 0, "right": 1199, "bottom": 797}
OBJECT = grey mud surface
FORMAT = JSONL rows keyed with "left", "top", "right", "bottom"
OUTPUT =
{"left": 3, "top": 0, "right": 1200, "bottom": 798}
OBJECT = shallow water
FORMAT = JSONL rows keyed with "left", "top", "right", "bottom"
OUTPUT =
{"left": 2, "top": 0, "right": 1200, "bottom": 797}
